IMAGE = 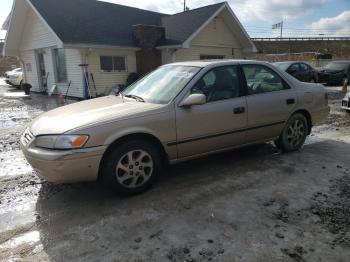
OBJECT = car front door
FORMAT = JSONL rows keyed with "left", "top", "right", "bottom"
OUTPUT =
{"left": 300, "top": 63, "right": 311, "bottom": 82}
{"left": 175, "top": 65, "right": 247, "bottom": 158}
{"left": 241, "top": 64, "right": 297, "bottom": 143}
{"left": 286, "top": 63, "right": 302, "bottom": 81}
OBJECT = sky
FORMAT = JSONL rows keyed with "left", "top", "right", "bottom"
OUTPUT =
{"left": 0, "top": 0, "right": 349, "bottom": 39}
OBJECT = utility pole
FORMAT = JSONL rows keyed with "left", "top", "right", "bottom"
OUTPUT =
{"left": 280, "top": 21, "right": 283, "bottom": 38}
{"left": 182, "top": 0, "right": 190, "bottom": 11}
{"left": 272, "top": 20, "right": 284, "bottom": 38}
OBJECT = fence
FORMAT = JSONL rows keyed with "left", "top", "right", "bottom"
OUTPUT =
{"left": 251, "top": 37, "right": 350, "bottom": 41}
{"left": 245, "top": 52, "right": 349, "bottom": 68}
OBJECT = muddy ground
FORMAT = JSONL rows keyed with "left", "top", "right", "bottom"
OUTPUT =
{"left": 0, "top": 80, "right": 350, "bottom": 262}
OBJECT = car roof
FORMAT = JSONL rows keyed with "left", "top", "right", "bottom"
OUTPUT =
{"left": 165, "top": 59, "right": 265, "bottom": 68}
{"left": 328, "top": 61, "right": 350, "bottom": 63}
{"left": 273, "top": 61, "right": 309, "bottom": 65}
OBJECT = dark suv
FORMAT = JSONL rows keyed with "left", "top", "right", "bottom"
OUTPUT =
{"left": 273, "top": 62, "right": 319, "bottom": 83}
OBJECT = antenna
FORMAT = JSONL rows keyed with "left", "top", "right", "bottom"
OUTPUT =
{"left": 182, "top": 0, "right": 189, "bottom": 11}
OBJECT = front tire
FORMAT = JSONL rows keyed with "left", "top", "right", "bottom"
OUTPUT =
{"left": 275, "top": 113, "right": 308, "bottom": 152}
{"left": 102, "top": 139, "right": 162, "bottom": 196}
{"left": 16, "top": 80, "right": 23, "bottom": 89}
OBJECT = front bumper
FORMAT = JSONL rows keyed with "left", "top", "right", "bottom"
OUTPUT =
{"left": 342, "top": 99, "right": 350, "bottom": 112}
{"left": 6, "top": 77, "right": 21, "bottom": 86}
{"left": 21, "top": 140, "right": 107, "bottom": 183}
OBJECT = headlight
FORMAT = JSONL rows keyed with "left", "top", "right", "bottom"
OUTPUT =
{"left": 35, "top": 135, "right": 89, "bottom": 149}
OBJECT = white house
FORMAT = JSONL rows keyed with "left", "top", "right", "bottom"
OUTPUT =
{"left": 4, "top": 0, "right": 256, "bottom": 99}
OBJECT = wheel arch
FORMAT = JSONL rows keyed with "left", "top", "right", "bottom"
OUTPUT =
{"left": 292, "top": 109, "right": 312, "bottom": 134}
{"left": 98, "top": 132, "right": 169, "bottom": 180}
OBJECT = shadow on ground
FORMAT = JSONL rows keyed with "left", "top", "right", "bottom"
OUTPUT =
{"left": 33, "top": 140, "right": 350, "bottom": 261}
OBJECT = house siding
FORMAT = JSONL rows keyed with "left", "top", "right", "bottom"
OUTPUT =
{"left": 191, "top": 15, "right": 240, "bottom": 48}
{"left": 20, "top": 50, "right": 39, "bottom": 91}
{"left": 162, "top": 14, "right": 244, "bottom": 64}
{"left": 19, "top": 7, "right": 58, "bottom": 51}
{"left": 174, "top": 46, "right": 234, "bottom": 62}
{"left": 58, "top": 49, "right": 84, "bottom": 98}
{"left": 17, "top": 7, "right": 84, "bottom": 97}
{"left": 83, "top": 48, "right": 137, "bottom": 95}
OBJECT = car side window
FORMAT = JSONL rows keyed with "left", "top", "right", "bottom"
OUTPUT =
{"left": 191, "top": 66, "right": 241, "bottom": 102}
{"left": 300, "top": 63, "right": 309, "bottom": 72}
{"left": 288, "top": 63, "right": 300, "bottom": 73}
{"left": 242, "top": 65, "right": 289, "bottom": 95}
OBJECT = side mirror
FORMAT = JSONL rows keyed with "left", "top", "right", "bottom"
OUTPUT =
{"left": 181, "top": 94, "right": 207, "bottom": 107}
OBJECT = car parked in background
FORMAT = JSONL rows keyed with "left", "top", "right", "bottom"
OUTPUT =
{"left": 342, "top": 92, "right": 350, "bottom": 113}
{"left": 317, "top": 61, "right": 350, "bottom": 86}
{"left": 273, "top": 62, "right": 319, "bottom": 83}
{"left": 21, "top": 60, "right": 330, "bottom": 195}
{"left": 5, "top": 68, "right": 23, "bottom": 87}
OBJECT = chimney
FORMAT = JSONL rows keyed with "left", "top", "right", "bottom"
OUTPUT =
{"left": 132, "top": 24, "right": 165, "bottom": 75}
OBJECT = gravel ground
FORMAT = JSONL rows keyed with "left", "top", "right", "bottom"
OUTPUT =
{"left": 0, "top": 82, "right": 350, "bottom": 261}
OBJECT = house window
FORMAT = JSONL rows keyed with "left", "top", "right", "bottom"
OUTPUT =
{"left": 54, "top": 49, "right": 68, "bottom": 83}
{"left": 200, "top": 55, "right": 225, "bottom": 60}
{"left": 100, "top": 56, "right": 127, "bottom": 72}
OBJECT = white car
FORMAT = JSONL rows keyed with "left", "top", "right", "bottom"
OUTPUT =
{"left": 5, "top": 68, "right": 23, "bottom": 87}
{"left": 342, "top": 92, "right": 350, "bottom": 113}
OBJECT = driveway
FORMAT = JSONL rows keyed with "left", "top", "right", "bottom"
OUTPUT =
{"left": 0, "top": 81, "right": 350, "bottom": 261}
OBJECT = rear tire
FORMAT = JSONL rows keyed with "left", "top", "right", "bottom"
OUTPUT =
{"left": 102, "top": 139, "right": 162, "bottom": 196}
{"left": 275, "top": 113, "right": 308, "bottom": 152}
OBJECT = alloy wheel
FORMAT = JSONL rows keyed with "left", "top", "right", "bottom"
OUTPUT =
{"left": 286, "top": 119, "right": 305, "bottom": 148}
{"left": 116, "top": 149, "right": 154, "bottom": 188}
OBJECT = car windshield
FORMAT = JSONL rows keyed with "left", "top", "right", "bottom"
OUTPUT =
{"left": 324, "top": 62, "right": 348, "bottom": 71}
{"left": 122, "top": 65, "right": 201, "bottom": 104}
{"left": 273, "top": 62, "right": 292, "bottom": 71}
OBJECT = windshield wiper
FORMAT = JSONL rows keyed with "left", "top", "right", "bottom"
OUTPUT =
{"left": 124, "top": 94, "right": 145, "bottom": 102}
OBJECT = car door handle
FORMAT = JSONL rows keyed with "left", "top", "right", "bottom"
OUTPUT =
{"left": 234, "top": 107, "right": 245, "bottom": 114}
{"left": 286, "top": 98, "right": 295, "bottom": 105}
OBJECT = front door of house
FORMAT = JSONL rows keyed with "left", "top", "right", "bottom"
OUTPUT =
{"left": 37, "top": 52, "right": 47, "bottom": 91}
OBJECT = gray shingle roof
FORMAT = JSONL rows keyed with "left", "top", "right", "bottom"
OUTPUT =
{"left": 29, "top": 0, "right": 226, "bottom": 47}
{"left": 161, "top": 3, "right": 225, "bottom": 44}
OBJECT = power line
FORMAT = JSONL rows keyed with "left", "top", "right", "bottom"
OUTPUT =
{"left": 245, "top": 27, "right": 350, "bottom": 33}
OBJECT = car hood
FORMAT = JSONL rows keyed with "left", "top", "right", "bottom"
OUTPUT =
{"left": 30, "top": 96, "right": 165, "bottom": 136}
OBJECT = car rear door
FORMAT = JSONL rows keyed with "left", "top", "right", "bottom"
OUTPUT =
{"left": 241, "top": 63, "right": 297, "bottom": 143}
{"left": 287, "top": 63, "right": 302, "bottom": 81}
{"left": 174, "top": 65, "right": 247, "bottom": 158}
{"left": 300, "top": 63, "right": 312, "bottom": 82}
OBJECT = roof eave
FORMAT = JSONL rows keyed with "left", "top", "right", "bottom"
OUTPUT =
{"left": 62, "top": 43, "right": 141, "bottom": 51}
{"left": 4, "top": 0, "right": 64, "bottom": 56}
{"left": 3, "top": 0, "right": 18, "bottom": 56}
{"left": 223, "top": 3, "right": 257, "bottom": 52}
{"left": 156, "top": 44, "right": 183, "bottom": 50}
{"left": 26, "top": 0, "right": 63, "bottom": 47}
